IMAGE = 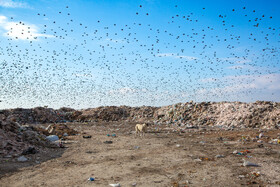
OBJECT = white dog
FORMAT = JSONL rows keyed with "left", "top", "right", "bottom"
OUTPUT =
{"left": 135, "top": 123, "right": 147, "bottom": 137}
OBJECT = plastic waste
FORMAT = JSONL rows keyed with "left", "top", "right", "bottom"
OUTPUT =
{"left": 107, "top": 134, "right": 117, "bottom": 137}
{"left": 17, "top": 156, "right": 28, "bottom": 162}
{"left": 109, "top": 183, "right": 121, "bottom": 187}
{"left": 88, "top": 177, "right": 95, "bottom": 181}
{"left": 83, "top": 135, "right": 92, "bottom": 138}
{"left": 46, "top": 135, "right": 59, "bottom": 142}
{"left": 22, "top": 147, "right": 37, "bottom": 155}
{"left": 252, "top": 172, "right": 260, "bottom": 177}
{"left": 215, "top": 155, "right": 225, "bottom": 158}
{"left": 242, "top": 159, "right": 259, "bottom": 167}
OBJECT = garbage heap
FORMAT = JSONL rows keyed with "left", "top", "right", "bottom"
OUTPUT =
{"left": 0, "top": 119, "right": 51, "bottom": 157}
{"left": 77, "top": 106, "right": 129, "bottom": 122}
{"left": 77, "top": 106, "right": 158, "bottom": 122}
{"left": 154, "top": 101, "right": 280, "bottom": 129}
{"left": 0, "top": 107, "right": 81, "bottom": 124}
{"left": 126, "top": 106, "right": 159, "bottom": 122}
{"left": 1, "top": 101, "right": 280, "bottom": 129}
{"left": 40, "top": 123, "right": 78, "bottom": 138}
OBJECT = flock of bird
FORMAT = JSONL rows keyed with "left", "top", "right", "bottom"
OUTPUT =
{"left": 0, "top": 3, "right": 279, "bottom": 109}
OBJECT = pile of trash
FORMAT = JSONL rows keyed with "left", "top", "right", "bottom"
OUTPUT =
{"left": 154, "top": 101, "right": 280, "bottom": 129}
{"left": 126, "top": 106, "right": 159, "bottom": 122}
{"left": 78, "top": 106, "right": 129, "bottom": 122}
{"left": 0, "top": 107, "right": 81, "bottom": 124}
{"left": 0, "top": 119, "right": 51, "bottom": 157}
{"left": 77, "top": 106, "right": 157, "bottom": 122}
{"left": 1, "top": 101, "right": 279, "bottom": 129}
{"left": 42, "top": 123, "right": 78, "bottom": 138}
{"left": 0, "top": 118, "right": 80, "bottom": 157}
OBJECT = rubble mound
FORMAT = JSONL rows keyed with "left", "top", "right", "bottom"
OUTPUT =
{"left": 78, "top": 106, "right": 129, "bottom": 122}
{"left": 77, "top": 105, "right": 158, "bottom": 122}
{"left": 0, "top": 101, "right": 279, "bottom": 129}
{"left": 155, "top": 101, "right": 280, "bottom": 129}
{"left": 126, "top": 106, "right": 159, "bottom": 122}
{"left": 0, "top": 119, "right": 50, "bottom": 157}
{"left": 0, "top": 107, "right": 80, "bottom": 124}
{"left": 41, "top": 123, "right": 78, "bottom": 138}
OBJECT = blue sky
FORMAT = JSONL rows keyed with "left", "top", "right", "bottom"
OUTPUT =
{"left": 0, "top": 0, "right": 279, "bottom": 109}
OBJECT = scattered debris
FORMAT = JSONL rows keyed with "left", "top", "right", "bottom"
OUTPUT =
{"left": 1, "top": 101, "right": 280, "bottom": 129}
{"left": 107, "top": 134, "right": 117, "bottom": 137}
{"left": 17, "top": 156, "right": 28, "bottom": 162}
{"left": 104, "top": 141, "right": 113, "bottom": 144}
{"left": 46, "top": 135, "right": 59, "bottom": 142}
{"left": 215, "top": 155, "right": 225, "bottom": 158}
{"left": 233, "top": 150, "right": 251, "bottom": 156}
{"left": 22, "top": 147, "right": 37, "bottom": 155}
{"left": 242, "top": 159, "right": 260, "bottom": 167}
{"left": 251, "top": 172, "right": 261, "bottom": 177}
{"left": 0, "top": 119, "right": 51, "bottom": 157}
{"left": 83, "top": 135, "right": 92, "bottom": 139}
{"left": 109, "top": 183, "right": 121, "bottom": 187}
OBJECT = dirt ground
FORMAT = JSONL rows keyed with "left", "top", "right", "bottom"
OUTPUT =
{"left": 0, "top": 122, "right": 280, "bottom": 187}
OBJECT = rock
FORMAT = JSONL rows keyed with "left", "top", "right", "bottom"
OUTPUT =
{"left": 17, "top": 156, "right": 28, "bottom": 162}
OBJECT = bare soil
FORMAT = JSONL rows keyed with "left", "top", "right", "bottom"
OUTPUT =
{"left": 1, "top": 122, "right": 280, "bottom": 187}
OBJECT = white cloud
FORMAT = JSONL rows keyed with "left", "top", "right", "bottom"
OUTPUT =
{"left": 108, "top": 87, "right": 138, "bottom": 95}
{"left": 200, "top": 77, "right": 218, "bottom": 83}
{"left": 73, "top": 73, "right": 93, "bottom": 78}
{"left": 227, "top": 65, "right": 273, "bottom": 72}
{"left": 157, "top": 53, "right": 197, "bottom": 60}
{"left": 106, "top": 87, "right": 191, "bottom": 107}
{"left": 0, "top": 15, "right": 53, "bottom": 40}
{"left": 157, "top": 53, "right": 174, "bottom": 57}
{"left": 0, "top": 0, "right": 29, "bottom": 8}
{"left": 200, "top": 74, "right": 280, "bottom": 94}
{"left": 248, "top": 74, "right": 280, "bottom": 90}
{"left": 105, "top": 38, "right": 124, "bottom": 43}
{"left": 194, "top": 73, "right": 280, "bottom": 102}
{"left": 227, "top": 65, "right": 244, "bottom": 70}
{"left": 219, "top": 57, "right": 251, "bottom": 64}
